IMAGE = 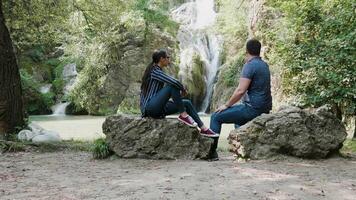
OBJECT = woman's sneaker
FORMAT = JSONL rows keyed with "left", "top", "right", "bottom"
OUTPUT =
{"left": 178, "top": 115, "right": 198, "bottom": 127}
{"left": 200, "top": 128, "right": 219, "bottom": 138}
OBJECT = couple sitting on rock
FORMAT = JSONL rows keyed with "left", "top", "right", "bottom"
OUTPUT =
{"left": 140, "top": 39, "right": 272, "bottom": 160}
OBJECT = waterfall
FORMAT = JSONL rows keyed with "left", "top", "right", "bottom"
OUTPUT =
{"left": 171, "top": 0, "right": 222, "bottom": 112}
{"left": 51, "top": 63, "right": 78, "bottom": 115}
{"left": 51, "top": 102, "right": 70, "bottom": 116}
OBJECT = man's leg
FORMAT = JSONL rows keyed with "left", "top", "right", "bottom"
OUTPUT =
{"left": 209, "top": 104, "right": 260, "bottom": 160}
{"left": 210, "top": 104, "right": 259, "bottom": 134}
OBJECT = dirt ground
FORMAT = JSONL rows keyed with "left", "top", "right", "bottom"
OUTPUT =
{"left": 1, "top": 151, "right": 356, "bottom": 200}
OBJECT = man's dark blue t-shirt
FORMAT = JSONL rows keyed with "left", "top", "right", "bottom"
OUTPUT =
{"left": 240, "top": 57, "right": 272, "bottom": 113}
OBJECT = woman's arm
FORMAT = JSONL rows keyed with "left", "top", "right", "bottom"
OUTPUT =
{"left": 151, "top": 68, "right": 185, "bottom": 90}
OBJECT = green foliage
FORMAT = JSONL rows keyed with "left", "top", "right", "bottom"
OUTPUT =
{"left": 41, "top": 92, "right": 55, "bottom": 107}
{"left": 45, "top": 58, "right": 61, "bottom": 68}
{"left": 216, "top": 0, "right": 248, "bottom": 56}
{"left": 117, "top": 99, "right": 141, "bottom": 115}
{"left": 64, "top": 0, "right": 178, "bottom": 114}
{"left": 184, "top": 54, "right": 206, "bottom": 99}
{"left": 263, "top": 0, "right": 355, "bottom": 116}
{"left": 2, "top": 0, "right": 70, "bottom": 52}
{"left": 134, "top": 0, "right": 179, "bottom": 36}
{"left": 20, "top": 69, "right": 40, "bottom": 90}
{"left": 67, "top": 39, "right": 108, "bottom": 114}
{"left": 25, "top": 46, "right": 46, "bottom": 62}
{"left": 341, "top": 139, "right": 356, "bottom": 154}
{"left": 20, "top": 69, "right": 55, "bottom": 114}
{"left": 0, "top": 140, "right": 25, "bottom": 153}
{"left": 91, "top": 138, "right": 112, "bottom": 159}
{"left": 3, "top": 0, "right": 180, "bottom": 116}
{"left": 52, "top": 78, "right": 63, "bottom": 96}
{"left": 216, "top": 0, "right": 248, "bottom": 88}
{"left": 223, "top": 52, "right": 245, "bottom": 87}
{"left": 0, "top": 139, "right": 93, "bottom": 153}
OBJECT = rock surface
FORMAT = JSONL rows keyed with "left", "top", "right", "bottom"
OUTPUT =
{"left": 18, "top": 122, "right": 61, "bottom": 143}
{"left": 228, "top": 106, "right": 347, "bottom": 159}
{"left": 102, "top": 115, "right": 213, "bottom": 160}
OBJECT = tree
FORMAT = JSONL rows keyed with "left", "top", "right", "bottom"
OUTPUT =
{"left": 0, "top": 0, "right": 24, "bottom": 139}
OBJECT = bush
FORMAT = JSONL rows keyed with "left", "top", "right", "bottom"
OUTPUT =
{"left": 91, "top": 138, "right": 112, "bottom": 159}
{"left": 264, "top": 0, "right": 355, "bottom": 116}
{"left": 20, "top": 69, "right": 53, "bottom": 114}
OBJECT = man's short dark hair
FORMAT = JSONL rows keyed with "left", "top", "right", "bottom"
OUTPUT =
{"left": 246, "top": 39, "right": 261, "bottom": 56}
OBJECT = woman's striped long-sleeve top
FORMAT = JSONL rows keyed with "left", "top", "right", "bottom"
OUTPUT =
{"left": 140, "top": 65, "right": 184, "bottom": 115}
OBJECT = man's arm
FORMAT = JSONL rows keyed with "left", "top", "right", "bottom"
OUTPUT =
{"left": 216, "top": 78, "right": 251, "bottom": 112}
{"left": 226, "top": 78, "right": 251, "bottom": 107}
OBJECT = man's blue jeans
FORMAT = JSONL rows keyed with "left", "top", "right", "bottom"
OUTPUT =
{"left": 209, "top": 103, "right": 263, "bottom": 153}
{"left": 210, "top": 103, "right": 260, "bottom": 134}
{"left": 145, "top": 85, "right": 204, "bottom": 127}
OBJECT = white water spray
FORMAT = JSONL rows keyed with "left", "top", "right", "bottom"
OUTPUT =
{"left": 171, "top": 0, "right": 222, "bottom": 112}
{"left": 51, "top": 63, "right": 78, "bottom": 115}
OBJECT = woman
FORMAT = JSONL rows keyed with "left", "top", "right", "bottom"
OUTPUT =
{"left": 140, "top": 49, "right": 218, "bottom": 138}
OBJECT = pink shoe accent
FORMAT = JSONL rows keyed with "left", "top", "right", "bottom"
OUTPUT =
{"left": 178, "top": 115, "right": 198, "bottom": 127}
{"left": 200, "top": 128, "right": 219, "bottom": 138}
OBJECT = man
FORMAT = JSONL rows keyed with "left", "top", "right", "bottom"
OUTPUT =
{"left": 208, "top": 39, "right": 272, "bottom": 161}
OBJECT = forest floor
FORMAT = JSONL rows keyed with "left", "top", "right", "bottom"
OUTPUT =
{"left": 1, "top": 146, "right": 356, "bottom": 200}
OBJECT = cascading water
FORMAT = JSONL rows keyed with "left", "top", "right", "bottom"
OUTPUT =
{"left": 171, "top": 0, "right": 222, "bottom": 112}
{"left": 51, "top": 63, "right": 78, "bottom": 115}
{"left": 51, "top": 102, "right": 70, "bottom": 115}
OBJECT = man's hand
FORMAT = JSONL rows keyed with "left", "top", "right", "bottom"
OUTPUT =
{"left": 215, "top": 104, "right": 229, "bottom": 113}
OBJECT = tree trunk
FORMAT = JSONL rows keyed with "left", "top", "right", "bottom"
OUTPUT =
{"left": 0, "top": 0, "right": 24, "bottom": 139}
{"left": 353, "top": 116, "right": 356, "bottom": 139}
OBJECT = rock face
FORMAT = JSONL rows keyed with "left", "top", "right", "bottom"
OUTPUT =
{"left": 103, "top": 115, "right": 213, "bottom": 160}
{"left": 101, "top": 28, "right": 178, "bottom": 114}
{"left": 228, "top": 106, "right": 347, "bottom": 159}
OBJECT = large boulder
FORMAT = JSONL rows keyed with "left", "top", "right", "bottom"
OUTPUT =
{"left": 228, "top": 106, "right": 347, "bottom": 159}
{"left": 102, "top": 115, "right": 213, "bottom": 160}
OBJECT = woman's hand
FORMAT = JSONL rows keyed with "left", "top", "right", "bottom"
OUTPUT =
{"left": 215, "top": 104, "right": 229, "bottom": 113}
{"left": 181, "top": 88, "right": 188, "bottom": 97}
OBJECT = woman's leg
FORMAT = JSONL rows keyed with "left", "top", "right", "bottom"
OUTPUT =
{"left": 165, "top": 99, "right": 204, "bottom": 128}
{"left": 145, "top": 85, "right": 184, "bottom": 118}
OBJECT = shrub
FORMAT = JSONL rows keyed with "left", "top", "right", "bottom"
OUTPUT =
{"left": 91, "top": 138, "right": 112, "bottom": 159}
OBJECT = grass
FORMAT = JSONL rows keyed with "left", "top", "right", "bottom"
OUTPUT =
{"left": 340, "top": 139, "right": 356, "bottom": 154}
{"left": 0, "top": 139, "right": 92, "bottom": 153}
{"left": 0, "top": 138, "right": 115, "bottom": 160}
{"left": 0, "top": 140, "right": 26, "bottom": 153}
{"left": 91, "top": 138, "right": 113, "bottom": 159}
{"left": 33, "top": 140, "right": 92, "bottom": 153}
